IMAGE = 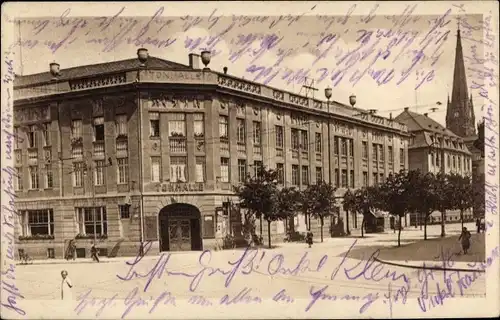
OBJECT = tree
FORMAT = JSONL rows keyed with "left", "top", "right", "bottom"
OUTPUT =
{"left": 378, "top": 170, "right": 412, "bottom": 246}
{"left": 343, "top": 189, "right": 356, "bottom": 234}
{"left": 274, "top": 187, "right": 300, "bottom": 235}
{"left": 448, "top": 173, "right": 474, "bottom": 229}
{"left": 300, "top": 181, "right": 336, "bottom": 242}
{"left": 234, "top": 166, "right": 279, "bottom": 248}
{"left": 407, "top": 171, "right": 439, "bottom": 240}
{"left": 434, "top": 172, "right": 454, "bottom": 237}
{"left": 355, "top": 186, "right": 382, "bottom": 238}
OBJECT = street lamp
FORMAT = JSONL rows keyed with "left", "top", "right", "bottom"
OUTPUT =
{"left": 324, "top": 87, "right": 332, "bottom": 186}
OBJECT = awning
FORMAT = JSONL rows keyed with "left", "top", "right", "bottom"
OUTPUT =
{"left": 370, "top": 208, "right": 388, "bottom": 218}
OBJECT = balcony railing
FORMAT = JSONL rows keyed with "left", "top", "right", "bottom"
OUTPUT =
{"left": 116, "top": 140, "right": 128, "bottom": 156}
{"left": 169, "top": 138, "right": 186, "bottom": 153}
{"left": 28, "top": 149, "right": 38, "bottom": 161}
{"left": 93, "top": 141, "right": 105, "bottom": 157}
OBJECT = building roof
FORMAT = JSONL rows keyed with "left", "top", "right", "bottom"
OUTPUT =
{"left": 394, "top": 109, "right": 460, "bottom": 138}
{"left": 14, "top": 56, "right": 191, "bottom": 87}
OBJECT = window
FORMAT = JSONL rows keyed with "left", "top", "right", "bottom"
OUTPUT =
{"left": 119, "top": 205, "right": 130, "bottom": 219}
{"left": 348, "top": 139, "right": 354, "bottom": 157}
{"left": 29, "top": 166, "right": 39, "bottom": 189}
{"left": 195, "top": 157, "right": 205, "bottom": 183}
{"left": 373, "top": 172, "right": 378, "bottom": 185}
{"left": 341, "top": 169, "right": 347, "bottom": 188}
{"left": 170, "top": 157, "right": 187, "bottom": 182}
{"left": 447, "top": 154, "right": 451, "bottom": 167}
{"left": 292, "top": 165, "right": 300, "bottom": 185}
{"left": 300, "top": 130, "right": 308, "bottom": 150}
{"left": 236, "top": 119, "right": 246, "bottom": 143}
{"left": 14, "top": 167, "right": 22, "bottom": 191}
{"left": 149, "top": 112, "right": 160, "bottom": 137}
{"left": 93, "top": 160, "right": 104, "bottom": 186}
{"left": 379, "top": 173, "right": 384, "bottom": 183}
{"left": 334, "top": 138, "right": 339, "bottom": 155}
{"left": 458, "top": 156, "right": 462, "bottom": 170}
{"left": 253, "top": 161, "right": 262, "bottom": 178}
{"left": 372, "top": 143, "right": 378, "bottom": 161}
{"left": 194, "top": 114, "right": 204, "bottom": 138}
{"left": 21, "top": 210, "right": 54, "bottom": 236}
{"left": 302, "top": 166, "right": 309, "bottom": 185}
{"left": 350, "top": 170, "right": 355, "bottom": 188}
{"left": 151, "top": 157, "right": 161, "bottom": 182}
{"left": 315, "top": 133, "right": 322, "bottom": 153}
{"left": 363, "top": 171, "right": 368, "bottom": 186}
{"left": 45, "top": 164, "right": 53, "bottom": 188}
{"left": 452, "top": 156, "right": 456, "bottom": 168}
{"left": 14, "top": 127, "right": 21, "bottom": 149}
{"left": 316, "top": 167, "right": 323, "bottom": 183}
{"left": 27, "top": 125, "right": 37, "bottom": 148}
{"left": 253, "top": 121, "right": 261, "bottom": 145}
{"left": 362, "top": 141, "right": 368, "bottom": 159}
{"left": 436, "top": 153, "right": 440, "bottom": 166}
{"left": 117, "top": 158, "right": 129, "bottom": 184}
{"left": 116, "top": 114, "right": 127, "bottom": 136}
{"left": 42, "top": 123, "right": 51, "bottom": 146}
{"left": 203, "top": 215, "right": 215, "bottom": 238}
{"left": 76, "top": 207, "right": 108, "bottom": 236}
{"left": 73, "top": 162, "right": 84, "bottom": 187}
{"left": 238, "top": 159, "right": 247, "bottom": 182}
{"left": 400, "top": 148, "right": 405, "bottom": 165}
{"left": 93, "top": 117, "right": 105, "bottom": 141}
{"left": 388, "top": 146, "right": 393, "bottom": 163}
{"left": 219, "top": 116, "right": 229, "bottom": 139}
{"left": 341, "top": 138, "right": 347, "bottom": 156}
{"left": 291, "top": 129, "right": 299, "bottom": 150}
{"left": 71, "top": 120, "right": 82, "bottom": 138}
{"left": 275, "top": 126, "right": 284, "bottom": 148}
{"left": 334, "top": 169, "right": 339, "bottom": 187}
{"left": 169, "top": 113, "right": 186, "bottom": 137}
{"left": 379, "top": 145, "right": 384, "bottom": 161}
{"left": 220, "top": 158, "right": 230, "bottom": 182}
{"left": 276, "top": 163, "right": 284, "bottom": 184}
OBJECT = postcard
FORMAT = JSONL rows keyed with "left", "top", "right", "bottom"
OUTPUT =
{"left": 1, "top": 1, "right": 499, "bottom": 319}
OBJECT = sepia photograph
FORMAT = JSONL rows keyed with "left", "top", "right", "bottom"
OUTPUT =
{"left": 1, "top": 1, "right": 499, "bottom": 319}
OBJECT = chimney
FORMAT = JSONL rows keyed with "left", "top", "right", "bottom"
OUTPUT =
{"left": 389, "top": 113, "right": 392, "bottom": 120}
{"left": 404, "top": 107, "right": 409, "bottom": 111}
{"left": 49, "top": 62, "right": 60, "bottom": 78}
{"left": 223, "top": 66, "right": 228, "bottom": 74}
{"left": 137, "top": 48, "right": 149, "bottom": 66}
{"left": 189, "top": 53, "right": 200, "bottom": 69}
{"left": 424, "top": 113, "right": 428, "bottom": 117}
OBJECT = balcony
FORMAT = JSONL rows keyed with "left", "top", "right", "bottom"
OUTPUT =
{"left": 93, "top": 141, "right": 105, "bottom": 157}
{"left": 116, "top": 140, "right": 128, "bottom": 157}
{"left": 169, "top": 138, "right": 186, "bottom": 153}
{"left": 28, "top": 149, "right": 38, "bottom": 161}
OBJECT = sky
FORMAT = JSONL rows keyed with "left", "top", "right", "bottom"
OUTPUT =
{"left": 4, "top": 1, "right": 494, "bottom": 128}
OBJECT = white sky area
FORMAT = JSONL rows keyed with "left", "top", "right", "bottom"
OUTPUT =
{"left": 4, "top": 1, "right": 494, "bottom": 127}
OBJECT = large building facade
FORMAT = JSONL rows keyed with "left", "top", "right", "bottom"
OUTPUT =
{"left": 13, "top": 49, "right": 409, "bottom": 258}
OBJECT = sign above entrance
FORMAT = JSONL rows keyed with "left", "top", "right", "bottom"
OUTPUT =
{"left": 158, "top": 182, "right": 204, "bottom": 192}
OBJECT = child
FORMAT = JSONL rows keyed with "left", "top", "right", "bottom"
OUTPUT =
{"left": 458, "top": 227, "right": 472, "bottom": 255}
{"left": 61, "top": 270, "right": 73, "bottom": 300}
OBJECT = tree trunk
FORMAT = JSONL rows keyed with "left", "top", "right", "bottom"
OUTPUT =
{"left": 307, "top": 214, "right": 311, "bottom": 231}
{"left": 419, "top": 213, "right": 423, "bottom": 230}
{"left": 440, "top": 210, "right": 446, "bottom": 237}
{"left": 424, "top": 213, "right": 428, "bottom": 240}
{"left": 361, "top": 217, "right": 365, "bottom": 238}
{"left": 259, "top": 216, "right": 263, "bottom": 239}
{"left": 320, "top": 217, "right": 324, "bottom": 242}
{"left": 346, "top": 210, "right": 350, "bottom": 235}
{"left": 460, "top": 209, "right": 464, "bottom": 229}
{"left": 267, "top": 220, "right": 272, "bottom": 249}
{"left": 398, "top": 215, "right": 403, "bottom": 247}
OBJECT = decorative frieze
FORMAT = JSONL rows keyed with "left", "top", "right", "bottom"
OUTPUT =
{"left": 69, "top": 73, "right": 126, "bottom": 90}
{"left": 289, "top": 94, "right": 309, "bottom": 107}
{"left": 372, "top": 131, "right": 384, "bottom": 142}
{"left": 218, "top": 76, "right": 261, "bottom": 94}
{"left": 150, "top": 94, "right": 201, "bottom": 109}
{"left": 290, "top": 113, "right": 308, "bottom": 126}
{"left": 14, "top": 106, "right": 50, "bottom": 123}
{"left": 273, "top": 90, "right": 284, "bottom": 101}
{"left": 332, "top": 120, "right": 354, "bottom": 136}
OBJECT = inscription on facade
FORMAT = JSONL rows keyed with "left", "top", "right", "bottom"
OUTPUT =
{"left": 144, "top": 70, "right": 212, "bottom": 83}
{"left": 150, "top": 94, "right": 201, "bottom": 109}
{"left": 158, "top": 183, "right": 204, "bottom": 192}
{"left": 14, "top": 106, "right": 50, "bottom": 123}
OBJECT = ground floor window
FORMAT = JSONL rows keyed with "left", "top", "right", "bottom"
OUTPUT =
{"left": 75, "top": 207, "right": 108, "bottom": 236}
{"left": 20, "top": 209, "right": 54, "bottom": 236}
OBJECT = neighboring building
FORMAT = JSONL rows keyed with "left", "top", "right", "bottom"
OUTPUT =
{"left": 13, "top": 48, "right": 409, "bottom": 258}
{"left": 445, "top": 28, "right": 485, "bottom": 217}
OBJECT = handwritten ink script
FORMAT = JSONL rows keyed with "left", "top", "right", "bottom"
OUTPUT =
{"left": 5, "top": 4, "right": 458, "bottom": 90}
{"left": 1, "top": 51, "right": 26, "bottom": 316}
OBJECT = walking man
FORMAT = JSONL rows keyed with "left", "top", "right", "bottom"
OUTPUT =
{"left": 90, "top": 243, "right": 100, "bottom": 263}
{"left": 61, "top": 270, "right": 73, "bottom": 300}
{"left": 458, "top": 227, "right": 472, "bottom": 255}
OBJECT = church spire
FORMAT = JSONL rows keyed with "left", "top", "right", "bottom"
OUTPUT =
{"left": 446, "top": 26, "right": 476, "bottom": 137}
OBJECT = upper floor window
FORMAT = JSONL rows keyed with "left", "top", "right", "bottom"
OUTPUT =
{"left": 388, "top": 146, "right": 393, "bottom": 163}
{"left": 291, "top": 165, "right": 300, "bottom": 186}
{"left": 14, "top": 127, "right": 21, "bottom": 149}
{"left": 275, "top": 125, "right": 284, "bottom": 149}
{"left": 93, "top": 117, "right": 105, "bottom": 141}
{"left": 236, "top": 119, "right": 246, "bottom": 143}
{"left": 115, "top": 114, "right": 128, "bottom": 136}
{"left": 300, "top": 130, "right": 308, "bottom": 151}
{"left": 27, "top": 125, "right": 37, "bottom": 148}
{"left": 400, "top": 148, "right": 405, "bottom": 165}
{"left": 193, "top": 114, "right": 204, "bottom": 138}
{"left": 195, "top": 157, "right": 206, "bottom": 183}
{"left": 219, "top": 116, "right": 228, "bottom": 140}
{"left": 291, "top": 129, "right": 299, "bottom": 150}
{"left": 42, "top": 123, "right": 51, "bottom": 146}
{"left": 334, "top": 138, "right": 339, "bottom": 155}
{"left": 151, "top": 157, "right": 161, "bottom": 182}
{"left": 149, "top": 112, "right": 160, "bottom": 137}
{"left": 315, "top": 167, "right": 323, "bottom": 183}
{"left": 71, "top": 120, "right": 82, "bottom": 138}
{"left": 117, "top": 158, "right": 129, "bottom": 184}
{"left": 238, "top": 159, "right": 247, "bottom": 182}
{"left": 301, "top": 166, "right": 309, "bottom": 185}
{"left": 372, "top": 143, "right": 378, "bottom": 160}
{"left": 348, "top": 139, "right": 354, "bottom": 157}
{"left": 29, "top": 166, "right": 39, "bottom": 189}
{"left": 169, "top": 113, "right": 186, "bottom": 137}
{"left": 94, "top": 160, "right": 105, "bottom": 186}
{"left": 220, "top": 158, "right": 229, "bottom": 182}
{"left": 341, "top": 138, "right": 347, "bottom": 156}
{"left": 362, "top": 141, "right": 368, "bottom": 159}
{"left": 170, "top": 156, "right": 187, "bottom": 182}
{"left": 315, "top": 133, "right": 322, "bottom": 153}
{"left": 73, "top": 162, "right": 84, "bottom": 187}
{"left": 253, "top": 121, "right": 261, "bottom": 146}
{"left": 378, "top": 145, "right": 384, "bottom": 161}
{"left": 276, "top": 163, "right": 284, "bottom": 184}
{"left": 253, "top": 161, "right": 263, "bottom": 178}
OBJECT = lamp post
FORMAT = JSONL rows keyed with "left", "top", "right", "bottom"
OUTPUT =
{"left": 324, "top": 88, "right": 332, "bottom": 185}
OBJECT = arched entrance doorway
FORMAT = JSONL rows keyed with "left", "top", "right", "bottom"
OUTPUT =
{"left": 158, "top": 203, "right": 202, "bottom": 251}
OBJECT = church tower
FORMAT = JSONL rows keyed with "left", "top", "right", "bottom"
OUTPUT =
{"left": 446, "top": 28, "right": 476, "bottom": 137}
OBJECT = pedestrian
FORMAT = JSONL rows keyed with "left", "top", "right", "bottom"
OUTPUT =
{"left": 476, "top": 218, "right": 481, "bottom": 234}
{"left": 458, "top": 227, "right": 472, "bottom": 255}
{"left": 61, "top": 270, "right": 73, "bottom": 300}
{"left": 306, "top": 231, "right": 313, "bottom": 248}
{"left": 90, "top": 243, "right": 100, "bottom": 263}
